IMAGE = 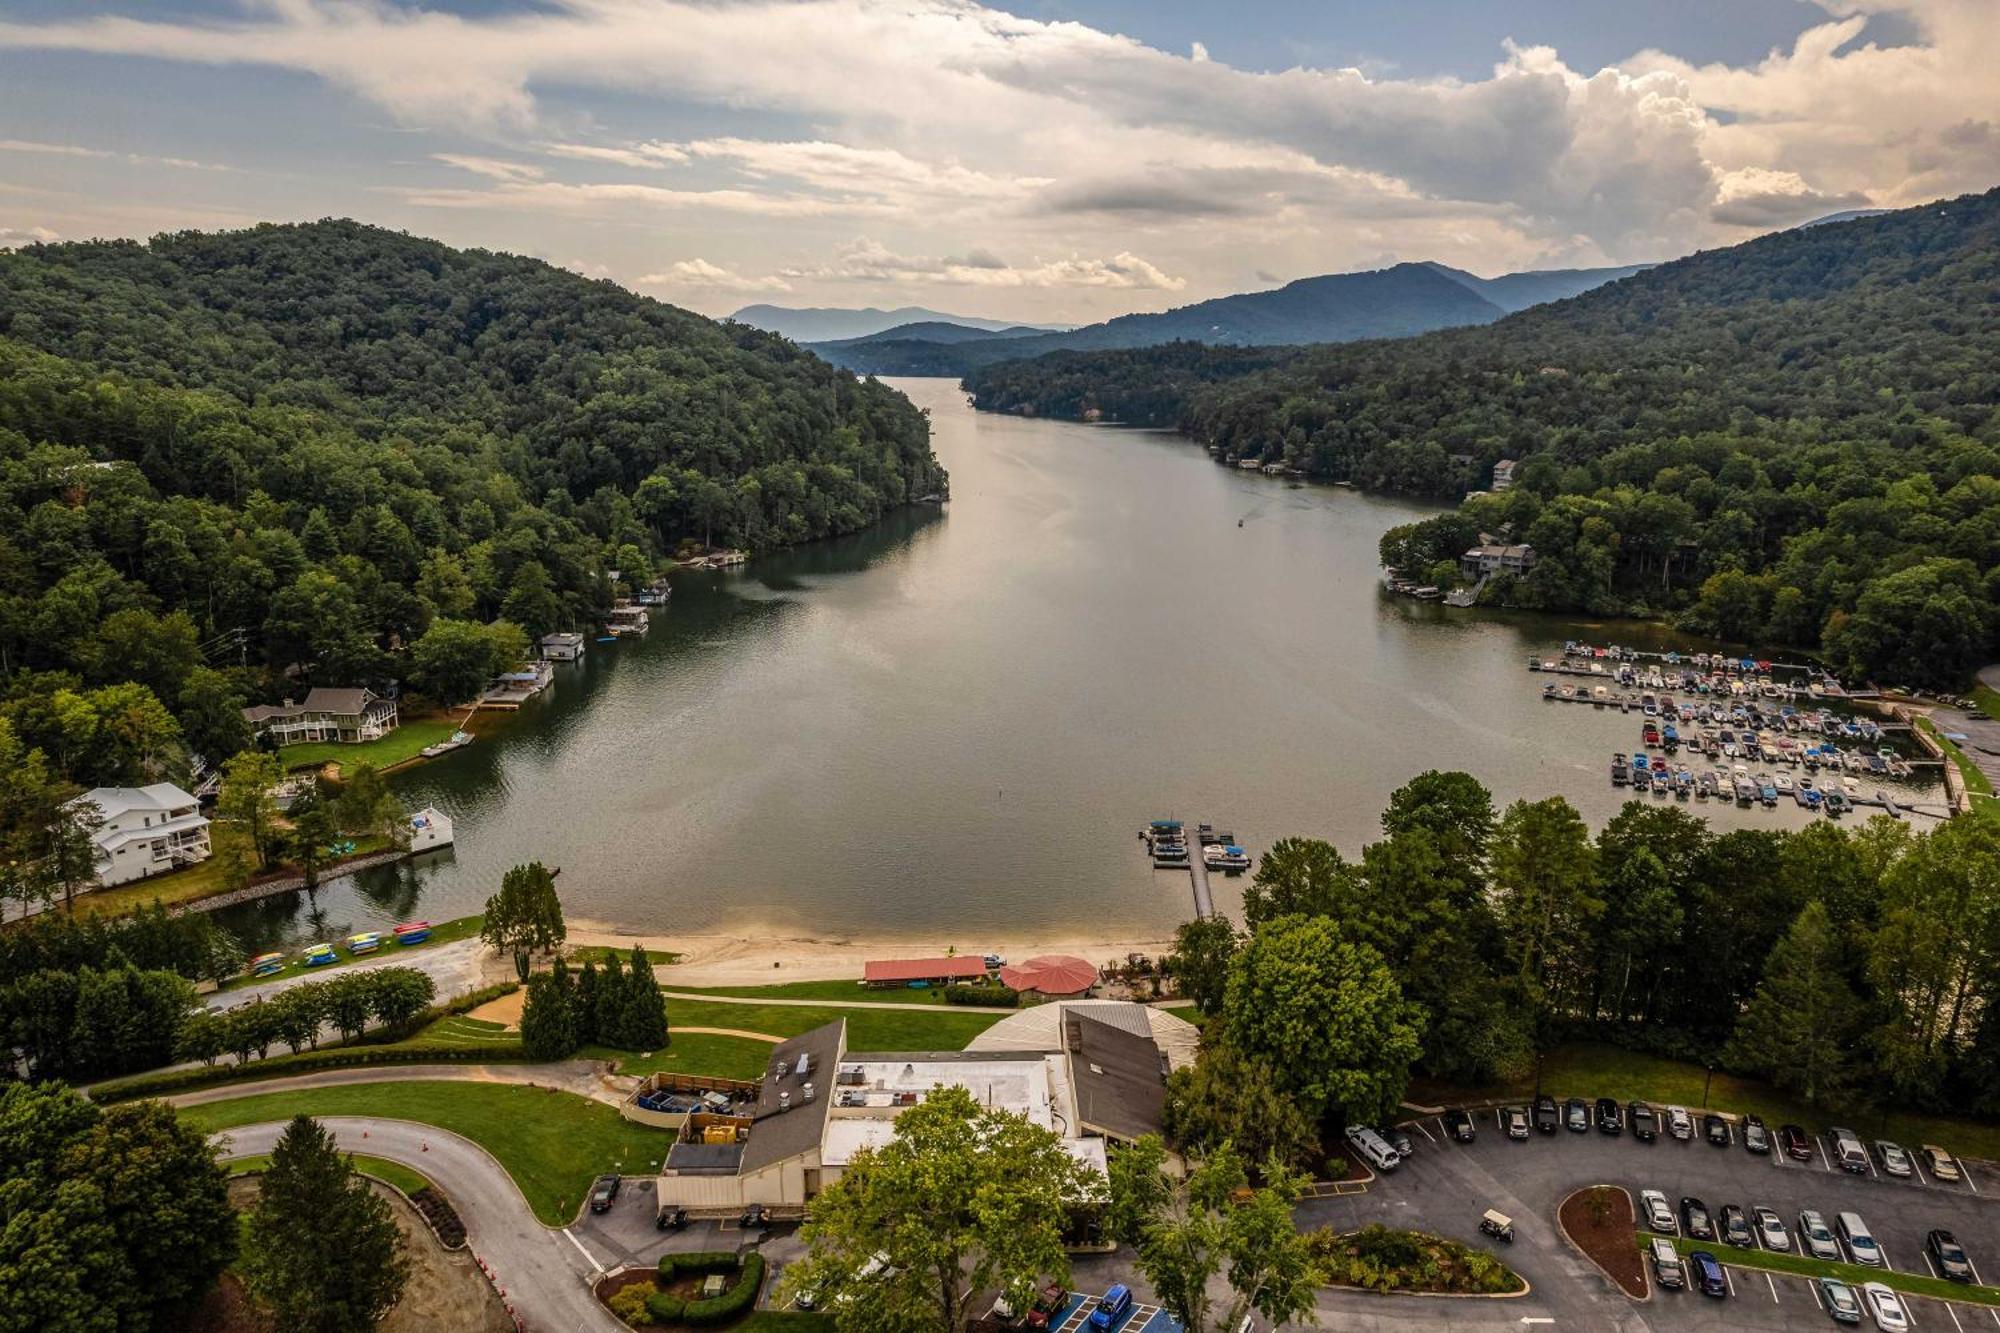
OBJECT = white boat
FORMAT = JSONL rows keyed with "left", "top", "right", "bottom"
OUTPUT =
{"left": 605, "top": 603, "right": 650, "bottom": 636}
{"left": 419, "top": 729, "right": 473, "bottom": 758}
{"left": 408, "top": 807, "right": 454, "bottom": 852}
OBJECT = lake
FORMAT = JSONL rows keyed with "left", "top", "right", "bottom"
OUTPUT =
{"left": 213, "top": 378, "right": 1944, "bottom": 948}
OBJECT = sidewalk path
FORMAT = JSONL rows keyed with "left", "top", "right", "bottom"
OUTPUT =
{"left": 166, "top": 1060, "right": 635, "bottom": 1109}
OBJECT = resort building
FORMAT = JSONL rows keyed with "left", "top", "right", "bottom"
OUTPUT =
{"left": 1460, "top": 543, "right": 1539, "bottom": 579}
{"left": 649, "top": 1002, "right": 1189, "bottom": 1215}
{"left": 72, "top": 783, "right": 212, "bottom": 887}
{"left": 241, "top": 687, "right": 399, "bottom": 746}
{"left": 861, "top": 956, "right": 990, "bottom": 988}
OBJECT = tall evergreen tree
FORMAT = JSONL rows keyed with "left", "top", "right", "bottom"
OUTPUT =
{"left": 1723, "top": 901, "right": 1861, "bottom": 1105}
{"left": 621, "top": 944, "right": 669, "bottom": 1050}
{"left": 241, "top": 1116, "right": 409, "bottom": 1333}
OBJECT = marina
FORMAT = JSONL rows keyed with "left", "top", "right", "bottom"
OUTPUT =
{"left": 1140, "top": 820, "right": 1237, "bottom": 919}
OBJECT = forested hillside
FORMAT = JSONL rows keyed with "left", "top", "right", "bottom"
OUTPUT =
{"left": 0, "top": 220, "right": 941, "bottom": 840}
{"left": 966, "top": 190, "right": 2000, "bottom": 685}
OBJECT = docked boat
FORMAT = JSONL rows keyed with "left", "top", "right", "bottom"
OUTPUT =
{"left": 1641, "top": 722, "right": 1661, "bottom": 747}
{"left": 1153, "top": 844, "right": 1191, "bottom": 868}
{"left": 346, "top": 931, "right": 383, "bottom": 955}
{"left": 1698, "top": 771, "right": 1719, "bottom": 799}
{"left": 1774, "top": 773, "right": 1795, "bottom": 796}
{"left": 1756, "top": 773, "right": 1778, "bottom": 805}
{"left": 1203, "top": 844, "right": 1251, "bottom": 872}
{"left": 301, "top": 943, "right": 338, "bottom": 967}
{"left": 1733, "top": 773, "right": 1757, "bottom": 805}
{"left": 420, "top": 729, "right": 474, "bottom": 759}
{"left": 393, "top": 921, "right": 432, "bottom": 946}
{"left": 605, "top": 603, "right": 651, "bottom": 637}
{"left": 1632, "top": 767, "right": 1652, "bottom": 792}
{"left": 1662, "top": 723, "right": 1679, "bottom": 749}
{"left": 1611, "top": 754, "right": 1629, "bottom": 785}
{"left": 1825, "top": 790, "right": 1850, "bottom": 817}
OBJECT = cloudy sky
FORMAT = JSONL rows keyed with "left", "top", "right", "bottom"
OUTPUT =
{"left": 0, "top": 0, "right": 1995, "bottom": 322}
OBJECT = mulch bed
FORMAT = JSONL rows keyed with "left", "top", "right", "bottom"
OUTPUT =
{"left": 410, "top": 1186, "right": 467, "bottom": 1248}
{"left": 1558, "top": 1186, "right": 1647, "bottom": 1298}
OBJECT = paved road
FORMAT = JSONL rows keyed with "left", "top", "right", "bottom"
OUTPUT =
{"left": 1302, "top": 1104, "right": 2000, "bottom": 1331}
{"left": 169, "top": 1061, "right": 634, "bottom": 1108}
{"left": 208, "top": 938, "right": 490, "bottom": 1013}
{"left": 215, "top": 1117, "right": 621, "bottom": 1332}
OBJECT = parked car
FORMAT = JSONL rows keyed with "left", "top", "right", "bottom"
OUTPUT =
{"left": 1719, "top": 1204, "right": 1753, "bottom": 1248}
{"left": 1088, "top": 1285, "right": 1133, "bottom": 1332}
{"left": 1742, "top": 1115, "right": 1770, "bottom": 1155}
{"left": 1532, "top": 1094, "right": 1559, "bottom": 1134}
{"left": 1829, "top": 1127, "right": 1869, "bottom": 1173}
{"left": 1921, "top": 1143, "right": 1962, "bottom": 1182}
{"left": 589, "top": 1174, "right": 621, "bottom": 1213}
{"left": 1640, "top": 1189, "right": 1677, "bottom": 1234}
{"left": 1818, "top": 1276, "right": 1863, "bottom": 1325}
{"left": 1780, "top": 1123, "right": 1813, "bottom": 1161}
{"left": 1862, "top": 1281, "right": 1909, "bottom": 1332}
{"left": 1680, "top": 1196, "right": 1715, "bottom": 1241}
{"left": 1799, "top": 1209, "right": 1840, "bottom": 1262}
{"left": 1380, "top": 1125, "right": 1415, "bottom": 1158}
{"left": 1564, "top": 1096, "right": 1589, "bottom": 1133}
{"left": 1689, "top": 1249, "right": 1728, "bottom": 1298}
{"left": 1836, "top": 1212, "right": 1882, "bottom": 1267}
{"left": 1753, "top": 1206, "right": 1790, "bottom": 1252}
{"left": 1346, "top": 1124, "right": 1402, "bottom": 1171}
{"left": 1595, "top": 1097, "right": 1623, "bottom": 1135}
{"left": 1025, "top": 1282, "right": 1069, "bottom": 1328}
{"left": 1444, "top": 1107, "right": 1476, "bottom": 1142}
{"left": 1873, "top": 1140, "right": 1913, "bottom": 1178}
{"left": 655, "top": 1204, "right": 687, "bottom": 1231}
{"left": 1629, "top": 1102, "right": 1659, "bottom": 1141}
{"left": 1703, "top": 1113, "right": 1731, "bottom": 1147}
{"left": 1504, "top": 1106, "right": 1531, "bottom": 1140}
{"left": 1649, "top": 1237, "right": 1685, "bottom": 1289}
{"left": 1927, "top": 1229, "right": 1973, "bottom": 1283}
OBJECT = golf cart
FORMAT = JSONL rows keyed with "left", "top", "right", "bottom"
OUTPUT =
{"left": 1478, "top": 1209, "right": 1515, "bottom": 1244}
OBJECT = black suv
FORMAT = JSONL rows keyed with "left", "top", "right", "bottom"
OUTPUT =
{"left": 656, "top": 1205, "right": 687, "bottom": 1231}
{"left": 1703, "top": 1113, "right": 1730, "bottom": 1147}
{"left": 589, "top": 1174, "right": 621, "bottom": 1213}
{"left": 1742, "top": 1115, "right": 1771, "bottom": 1155}
{"left": 1629, "top": 1101, "right": 1659, "bottom": 1141}
{"left": 1564, "top": 1097, "right": 1589, "bottom": 1133}
{"left": 1444, "top": 1107, "right": 1476, "bottom": 1142}
{"left": 1532, "top": 1094, "right": 1559, "bottom": 1134}
{"left": 1595, "top": 1097, "right": 1623, "bottom": 1135}
{"left": 1928, "top": 1229, "right": 1974, "bottom": 1284}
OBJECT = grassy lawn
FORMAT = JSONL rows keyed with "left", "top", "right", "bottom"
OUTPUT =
{"left": 1915, "top": 716, "right": 1994, "bottom": 796}
{"left": 1649, "top": 1234, "right": 2000, "bottom": 1309}
{"left": 570, "top": 943, "right": 682, "bottom": 966}
{"left": 222, "top": 914, "right": 484, "bottom": 989}
{"left": 734, "top": 1315, "right": 835, "bottom": 1332}
{"left": 1971, "top": 685, "right": 2000, "bottom": 723}
{"left": 227, "top": 1151, "right": 434, "bottom": 1198}
{"left": 76, "top": 833, "right": 392, "bottom": 920}
{"left": 279, "top": 719, "right": 460, "bottom": 774}
{"left": 662, "top": 997, "right": 1007, "bottom": 1051}
{"left": 393, "top": 1013, "right": 523, "bottom": 1055}
{"left": 1163, "top": 1004, "right": 1207, "bottom": 1027}
{"left": 1413, "top": 1041, "right": 2000, "bottom": 1162}
{"left": 583, "top": 1033, "right": 778, "bottom": 1082}
{"left": 179, "top": 1081, "right": 670, "bottom": 1225}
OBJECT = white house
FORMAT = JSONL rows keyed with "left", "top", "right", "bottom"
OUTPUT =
{"left": 1491, "top": 458, "right": 1518, "bottom": 491}
{"left": 242, "top": 687, "right": 399, "bottom": 746}
{"left": 73, "top": 784, "right": 212, "bottom": 887}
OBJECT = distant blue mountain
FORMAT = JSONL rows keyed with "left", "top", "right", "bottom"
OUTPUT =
{"left": 730, "top": 304, "right": 1069, "bottom": 342}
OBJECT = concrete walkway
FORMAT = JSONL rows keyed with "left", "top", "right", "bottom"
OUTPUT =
{"left": 674, "top": 1025, "right": 782, "bottom": 1041}
{"left": 166, "top": 1060, "right": 635, "bottom": 1109}
{"left": 214, "top": 1118, "right": 621, "bottom": 1332}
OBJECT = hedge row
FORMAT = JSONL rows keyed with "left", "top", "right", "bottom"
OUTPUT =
{"left": 91, "top": 982, "right": 522, "bottom": 1103}
{"left": 644, "top": 1254, "right": 764, "bottom": 1326}
{"left": 943, "top": 984, "right": 1019, "bottom": 1008}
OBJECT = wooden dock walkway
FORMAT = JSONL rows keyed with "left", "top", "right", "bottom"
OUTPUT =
{"left": 1188, "top": 847, "right": 1215, "bottom": 920}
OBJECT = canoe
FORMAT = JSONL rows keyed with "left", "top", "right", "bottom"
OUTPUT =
{"left": 346, "top": 932, "right": 383, "bottom": 954}
{"left": 393, "top": 921, "right": 432, "bottom": 945}
{"left": 250, "top": 951, "right": 285, "bottom": 977}
{"left": 301, "top": 944, "right": 338, "bottom": 966}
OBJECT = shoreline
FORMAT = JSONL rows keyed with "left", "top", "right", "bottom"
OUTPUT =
{"left": 566, "top": 921, "right": 1179, "bottom": 986}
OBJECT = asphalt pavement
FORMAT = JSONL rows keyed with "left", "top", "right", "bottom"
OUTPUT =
{"left": 205, "top": 938, "right": 490, "bottom": 1013}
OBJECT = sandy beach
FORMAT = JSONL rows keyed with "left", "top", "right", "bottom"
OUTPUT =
{"left": 566, "top": 921, "right": 1178, "bottom": 987}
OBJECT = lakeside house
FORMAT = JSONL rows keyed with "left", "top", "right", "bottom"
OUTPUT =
{"left": 71, "top": 783, "right": 212, "bottom": 887}
{"left": 648, "top": 1002, "right": 1180, "bottom": 1214}
{"left": 1461, "top": 542, "right": 1538, "bottom": 579}
{"left": 861, "top": 955, "right": 990, "bottom": 988}
{"left": 1491, "top": 458, "right": 1518, "bottom": 491}
{"left": 241, "top": 687, "right": 399, "bottom": 746}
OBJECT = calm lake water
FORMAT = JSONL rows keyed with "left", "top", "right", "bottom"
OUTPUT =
{"left": 214, "top": 379, "right": 1945, "bottom": 948}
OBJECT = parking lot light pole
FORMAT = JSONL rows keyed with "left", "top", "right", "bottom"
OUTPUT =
{"left": 1701, "top": 1063, "right": 1714, "bottom": 1107}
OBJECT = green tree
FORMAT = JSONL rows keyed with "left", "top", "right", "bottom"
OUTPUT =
{"left": 618, "top": 944, "right": 669, "bottom": 1049}
{"left": 332, "top": 763, "right": 401, "bottom": 843}
{"left": 322, "top": 973, "right": 374, "bottom": 1043}
{"left": 42, "top": 791, "right": 104, "bottom": 914}
{"left": 1108, "top": 1137, "right": 1317, "bottom": 1333}
{"left": 216, "top": 750, "right": 285, "bottom": 874}
{"left": 240, "top": 1116, "right": 410, "bottom": 1333}
{"left": 519, "top": 965, "right": 581, "bottom": 1060}
{"left": 406, "top": 617, "right": 516, "bottom": 706}
{"left": 1240, "top": 837, "right": 1355, "bottom": 929}
{"left": 1167, "top": 915, "right": 1238, "bottom": 1017}
{"left": 366, "top": 967, "right": 436, "bottom": 1033}
{"left": 1490, "top": 796, "right": 1600, "bottom": 1013}
{"left": 480, "top": 861, "right": 567, "bottom": 982}
{"left": 1223, "top": 914, "right": 1426, "bottom": 1124}
{"left": 783, "top": 1084, "right": 1090, "bottom": 1333}
{"left": 1162, "top": 1039, "right": 1318, "bottom": 1172}
{"left": 288, "top": 786, "right": 339, "bottom": 891}
{"left": 1723, "top": 901, "right": 1861, "bottom": 1104}
{"left": 178, "top": 665, "right": 255, "bottom": 767}
{"left": 500, "top": 560, "right": 565, "bottom": 640}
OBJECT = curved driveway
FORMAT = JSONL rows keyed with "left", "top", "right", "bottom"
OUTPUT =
{"left": 214, "top": 1118, "right": 622, "bottom": 1333}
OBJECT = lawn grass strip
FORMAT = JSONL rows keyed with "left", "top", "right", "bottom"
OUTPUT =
{"left": 1647, "top": 1233, "right": 2000, "bottom": 1308}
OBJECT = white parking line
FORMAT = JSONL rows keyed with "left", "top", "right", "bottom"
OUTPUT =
{"left": 1765, "top": 1272, "right": 1779, "bottom": 1304}
{"left": 1415, "top": 1120, "right": 1437, "bottom": 1144}
{"left": 1967, "top": 1166, "right": 1981, "bottom": 1196}
{"left": 1818, "top": 1136, "right": 1835, "bottom": 1172}
{"left": 1913, "top": 1156, "right": 1931, "bottom": 1186}
{"left": 1495, "top": 1108, "right": 1505, "bottom": 1132}
{"left": 562, "top": 1227, "right": 604, "bottom": 1273}
{"left": 1946, "top": 1301, "right": 1967, "bottom": 1333}
{"left": 1723, "top": 1265, "right": 1737, "bottom": 1299}
{"left": 1810, "top": 1279, "right": 1825, "bottom": 1311}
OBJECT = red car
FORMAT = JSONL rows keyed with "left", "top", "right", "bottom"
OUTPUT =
{"left": 1779, "top": 1123, "right": 1813, "bottom": 1161}
{"left": 1024, "top": 1283, "right": 1068, "bottom": 1329}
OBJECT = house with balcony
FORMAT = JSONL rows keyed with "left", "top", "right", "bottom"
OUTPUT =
{"left": 242, "top": 687, "right": 399, "bottom": 746}
{"left": 73, "top": 784, "right": 212, "bottom": 887}
{"left": 1491, "top": 458, "right": 1518, "bottom": 491}
{"left": 1461, "top": 542, "right": 1539, "bottom": 579}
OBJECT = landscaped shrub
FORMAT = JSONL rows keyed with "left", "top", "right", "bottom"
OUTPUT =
{"left": 943, "top": 983, "right": 1018, "bottom": 1007}
{"left": 1305, "top": 1224, "right": 1522, "bottom": 1294}
{"left": 682, "top": 1254, "right": 764, "bottom": 1325}
{"left": 657, "top": 1250, "right": 739, "bottom": 1279}
{"left": 609, "top": 1281, "right": 657, "bottom": 1326}
{"left": 644, "top": 1290, "right": 685, "bottom": 1323}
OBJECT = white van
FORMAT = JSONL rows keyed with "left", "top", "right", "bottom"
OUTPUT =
{"left": 1836, "top": 1212, "right": 1882, "bottom": 1267}
{"left": 1345, "top": 1125, "right": 1401, "bottom": 1172}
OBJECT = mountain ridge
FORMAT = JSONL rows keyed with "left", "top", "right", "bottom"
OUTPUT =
{"left": 731, "top": 303, "right": 1071, "bottom": 342}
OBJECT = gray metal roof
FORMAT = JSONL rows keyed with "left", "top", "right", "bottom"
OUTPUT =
{"left": 1065, "top": 1010, "right": 1168, "bottom": 1143}
{"left": 665, "top": 1141, "right": 745, "bottom": 1174}
{"left": 737, "top": 1019, "right": 845, "bottom": 1174}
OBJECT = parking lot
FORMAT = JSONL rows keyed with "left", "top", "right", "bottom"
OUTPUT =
{"left": 1294, "top": 1104, "right": 2000, "bottom": 1331}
